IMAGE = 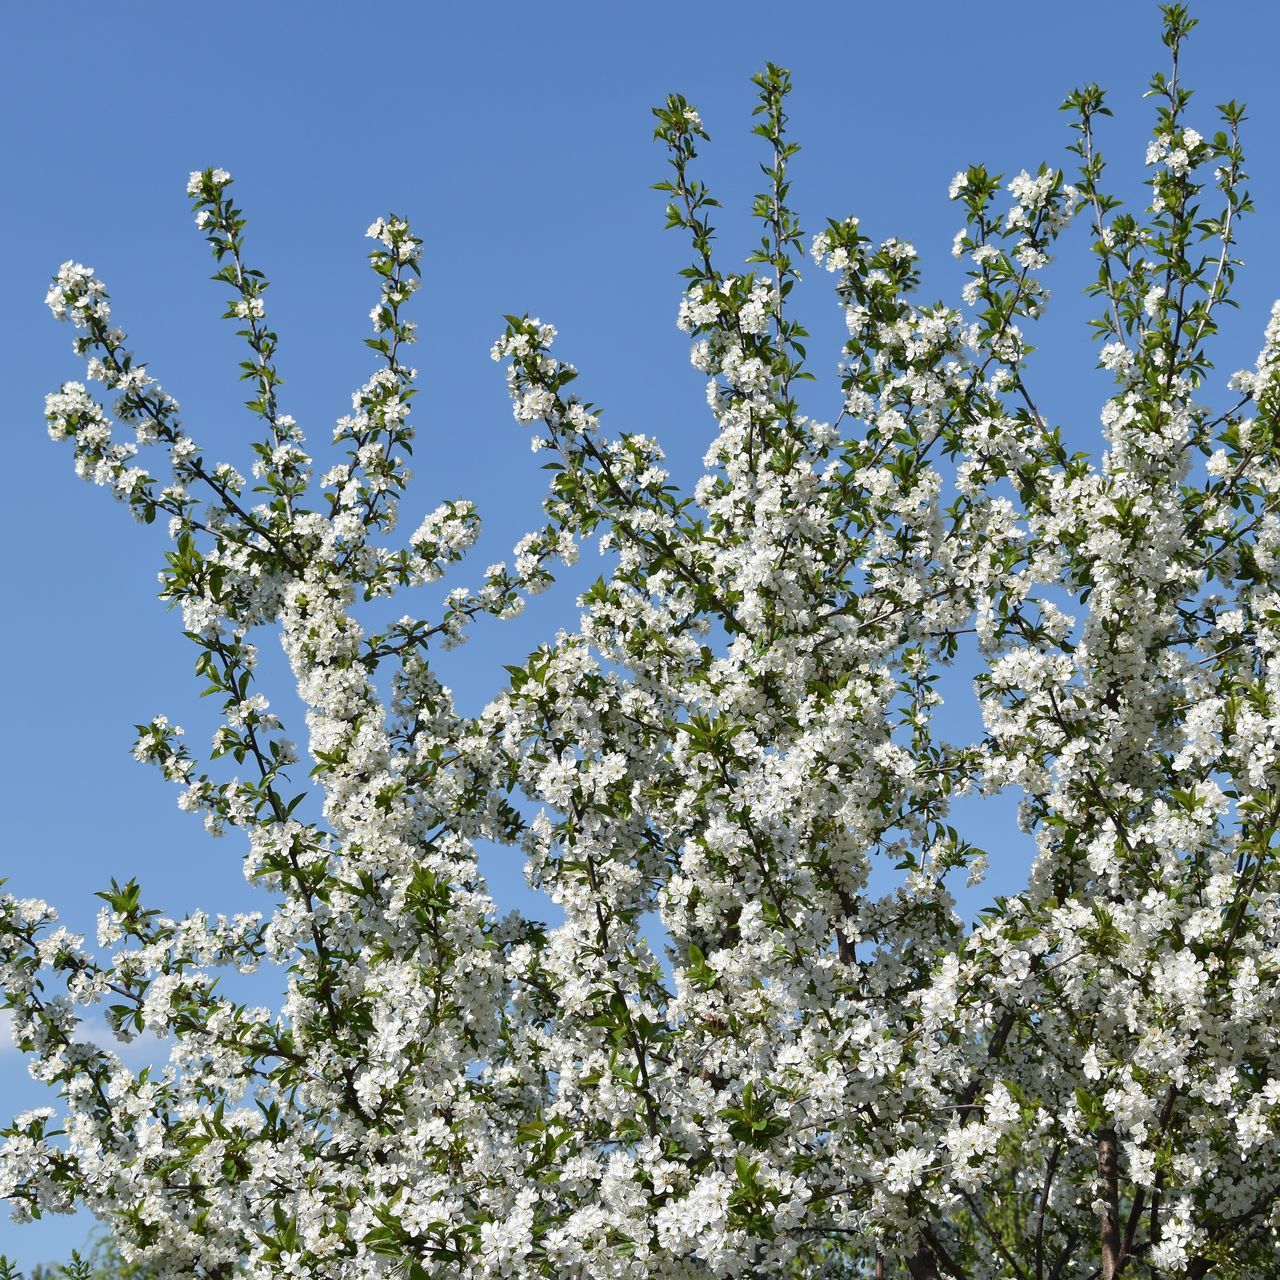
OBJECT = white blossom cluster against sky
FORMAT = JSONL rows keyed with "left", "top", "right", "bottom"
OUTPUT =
{"left": 1, "top": 0, "right": 1278, "bottom": 1269}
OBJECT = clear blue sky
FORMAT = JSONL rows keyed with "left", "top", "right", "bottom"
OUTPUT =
{"left": 2, "top": 1, "right": 1278, "bottom": 1268}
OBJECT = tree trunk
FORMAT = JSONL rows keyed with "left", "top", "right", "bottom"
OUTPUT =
{"left": 1099, "top": 1127, "right": 1121, "bottom": 1280}
{"left": 906, "top": 1246, "right": 941, "bottom": 1280}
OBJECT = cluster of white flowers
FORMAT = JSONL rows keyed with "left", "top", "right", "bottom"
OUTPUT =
{"left": 1146, "top": 126, "right": 1205, "bottom": 178}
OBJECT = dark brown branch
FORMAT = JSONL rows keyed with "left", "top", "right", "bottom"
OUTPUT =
{"left": 1098, "top": 1127, "right": 1121, "bottom": 1280}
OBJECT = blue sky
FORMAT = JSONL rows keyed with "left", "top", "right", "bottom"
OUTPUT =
{"left": 2, "top": 0, "right": 1279, "bottom": 1268}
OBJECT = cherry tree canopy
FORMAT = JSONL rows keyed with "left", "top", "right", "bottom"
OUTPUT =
{"left": 5, "top": 7, "right": 1280, "bottom": 1278}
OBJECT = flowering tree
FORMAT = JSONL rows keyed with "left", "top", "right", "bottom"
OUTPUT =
{"left": 5, "top": 6, "right": 1280, "bottom": 1276}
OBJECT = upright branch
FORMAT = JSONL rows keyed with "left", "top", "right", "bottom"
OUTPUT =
{"left": 748, "top": 62, "right": 808, "bottom": 401}
{"left": 190, "top": 168, "right": 308, "bottom": 519}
